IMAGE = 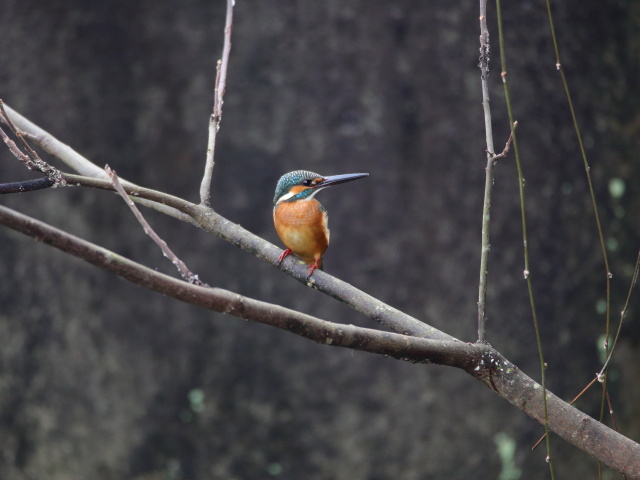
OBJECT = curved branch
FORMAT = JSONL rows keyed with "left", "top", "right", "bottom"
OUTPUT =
{"left": 0, "top": 203, "right": 475, "bottom": 367}
{"left": 0, "top": 203, "right": 638, "bottom": 477}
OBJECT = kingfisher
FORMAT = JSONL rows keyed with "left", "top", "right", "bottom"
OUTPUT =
{"left": 273, "top": 170, "right": 368, "bottom": 277}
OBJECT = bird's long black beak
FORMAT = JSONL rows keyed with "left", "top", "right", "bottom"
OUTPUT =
{"left": 315, "top": 173, "right": 369, "bottom": 188}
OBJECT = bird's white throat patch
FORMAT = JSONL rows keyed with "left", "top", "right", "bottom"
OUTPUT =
{"left": 275, "top": 191, "right": 296, "bottom": 204}
{"left": 275, "top": 187, "right": 325, "bottom": 205}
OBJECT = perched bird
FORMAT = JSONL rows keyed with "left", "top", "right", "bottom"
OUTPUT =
{"left": 273, "top": 170, "right": 368, "bottom": 277}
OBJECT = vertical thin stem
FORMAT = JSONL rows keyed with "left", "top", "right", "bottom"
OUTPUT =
{"left": 199, "top": 0, "right": 234, "bottom": 207}
{"left": 543, "top": 7, "right": 613, "bottom": 466}
{"left": 477, "top": 0, "right": 496, "bottom": 344}
{"left": 495, "top": 1, "right": 555, "bottom": 477}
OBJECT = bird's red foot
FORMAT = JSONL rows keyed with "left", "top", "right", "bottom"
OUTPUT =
{"left": 306, "top": 259, "right": 321, "bottom": 279}
{"left": 278, "top": 248, "right": 293, "bottom": 264}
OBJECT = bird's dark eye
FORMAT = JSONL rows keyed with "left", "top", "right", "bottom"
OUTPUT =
{"left": 302, "top": 179, "right": 313, "bottom": 186}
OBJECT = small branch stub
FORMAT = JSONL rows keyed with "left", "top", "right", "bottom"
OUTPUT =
{"left": 491, "top": 122, "right": 517, "bottom": 162}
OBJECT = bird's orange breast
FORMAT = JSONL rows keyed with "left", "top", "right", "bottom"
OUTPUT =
{"left": 273, "top": 199, "right": 329, "bottom": 265}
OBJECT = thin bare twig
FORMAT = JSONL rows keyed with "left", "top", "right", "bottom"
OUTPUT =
{"left": 199, "top": 0, "right": 234, "bottom": 206}
{"left": 106, "top": 165, "right": 207, "bottom": 286}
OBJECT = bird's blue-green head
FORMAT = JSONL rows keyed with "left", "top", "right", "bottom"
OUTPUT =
{"left": 273, "top": 170, "right": 369, "bottom": 205}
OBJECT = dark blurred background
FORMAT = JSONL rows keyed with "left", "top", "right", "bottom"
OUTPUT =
{"left": 1, "top": 0, "right": 639, "bottom": 478}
